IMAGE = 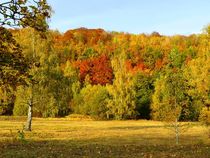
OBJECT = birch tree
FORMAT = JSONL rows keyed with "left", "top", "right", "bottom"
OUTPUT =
{"left": 151, "top": 69, "right": 189, "bottom": 145}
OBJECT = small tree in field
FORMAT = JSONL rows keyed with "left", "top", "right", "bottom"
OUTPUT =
{"left": 199, "top": 106, "right": 210, "bottom": 138}
{"left": 152, "top": 69, "right": 190, "bottom": 145}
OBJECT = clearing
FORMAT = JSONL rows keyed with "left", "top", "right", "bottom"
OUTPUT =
{"left": 0, "top": 116, "right": 209, "bottom": 158}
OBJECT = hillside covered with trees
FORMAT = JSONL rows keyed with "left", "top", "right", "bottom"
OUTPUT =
{"left": 1, "top": 26, "right": 210, "bottom": 122}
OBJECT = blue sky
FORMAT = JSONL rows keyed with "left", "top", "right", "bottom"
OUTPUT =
{"left": 47, "top": 0, "right": 210, "bottom": 35}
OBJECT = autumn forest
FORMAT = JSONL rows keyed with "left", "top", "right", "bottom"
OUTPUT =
{"left": 1, "top": 26, "right": 209, "bottom": 124}
{"left": 1, "top": 0, "right": 210, "bottom": 157}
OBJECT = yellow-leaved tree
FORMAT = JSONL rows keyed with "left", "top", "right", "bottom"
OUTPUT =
{"left": 106, "top": 50, "right": 137, "bottom": 120}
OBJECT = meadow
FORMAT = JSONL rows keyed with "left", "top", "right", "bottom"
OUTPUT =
{"left": 0, "top": 116, "right": 209, "bottom": 158}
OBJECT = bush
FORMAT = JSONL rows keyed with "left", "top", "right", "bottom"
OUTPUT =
{"left": 199, "top": 107, "right": 210, "bottom": 126}
{"left": 73, "top": 84, "right": 109, "bottom": 120}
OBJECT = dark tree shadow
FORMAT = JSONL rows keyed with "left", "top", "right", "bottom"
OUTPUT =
{"left": 107, "top": 125, "right": 165, "bottom": 130}
{"left": 0, "top": 136, "right": 209, "bottom": 158}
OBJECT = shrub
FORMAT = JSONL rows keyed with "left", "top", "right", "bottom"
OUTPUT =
{"left": 73, "top": 84, "right": 109, "bottom": 119}
{"left": 199, "top": 107, "right": 210, "bottom": 126}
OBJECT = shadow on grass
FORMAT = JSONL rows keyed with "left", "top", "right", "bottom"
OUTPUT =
{"left": 0, "top": 137, "right": 209, "bottom": 158}
{"left": 107, "top": 125, "right": 165, "bottom": 130}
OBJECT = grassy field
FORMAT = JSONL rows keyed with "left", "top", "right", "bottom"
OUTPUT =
{"left": 0, "top": 116, "right": 209, "bottom": 158}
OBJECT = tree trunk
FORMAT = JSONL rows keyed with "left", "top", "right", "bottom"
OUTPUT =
{"left": 25, "top": 103, "right": 32, "bottom": 131}
{"left": 25, "top": 93, "right": 33, "bottom": 131}
{"left": 175, "top": 118, "right": 179, "bottom": 145}
{"left": 25, "top": 31, "right": 35, "bottom": 132}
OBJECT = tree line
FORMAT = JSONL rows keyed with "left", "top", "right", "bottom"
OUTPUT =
{"left": 1, "top": 26, "right": 209, "bottom": 124}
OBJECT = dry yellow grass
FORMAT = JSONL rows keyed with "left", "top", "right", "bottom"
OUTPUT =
{"left": 0, "top": 116, "right": 209, "bottom": 158}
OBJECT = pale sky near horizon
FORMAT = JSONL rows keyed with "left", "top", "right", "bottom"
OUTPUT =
{"left": 47, "top": 0, "right": 210, "bottom": 35}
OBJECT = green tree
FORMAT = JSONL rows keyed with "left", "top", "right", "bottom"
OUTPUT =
{"left": 168, "top": 48, "right": 186, "bottom": 69}
{"left": 0, "top": 27, "right": 29, "bottom": 88}
{"left": 14, "top": 52, "right": 74, "bottom": 119}
{"left": 0, "top": 27, "right": 29, "bottom": 116}
{"left": 151, "top": 69, "right": 188, "bottom": 144}
{"left": 41, "top": 54, "right": 73, "bottom": 116}
{"left": 133, "top": 73, "right": 154, "bottom": 119}
{"left": 73, "top": 84, "right": 109, "bottom": 120}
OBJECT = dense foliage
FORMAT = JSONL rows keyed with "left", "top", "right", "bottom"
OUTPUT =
{"left": 0, "top": 0, "right": 51, "bottom": 117}
{"left": 0, "top": 0, "right": 51, "bottom": 32}
{"left": 1, "top": 25, "right": 210, "bottom": 121}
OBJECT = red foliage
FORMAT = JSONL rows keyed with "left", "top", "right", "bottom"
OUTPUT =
{"left": 155, "top": 59, "right": 164, "bottom": 70}
{"left": 75, "top": 55, "right": 113, "bottom": 85}
{"left": 125, "top": 60, "right": 146, "bottom": 74}
{"left": 185, "top": 56, "right": 192, "bottom": 65}
{"left": 62, "top": 28, "right": 112, "bottom": 45}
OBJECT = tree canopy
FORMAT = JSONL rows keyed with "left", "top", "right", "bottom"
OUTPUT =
{"left": 0, "top": 23, "right": 209, "bottom": 123}
{"left": 0, "top": 0, "right": 51, "bottom": 32}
